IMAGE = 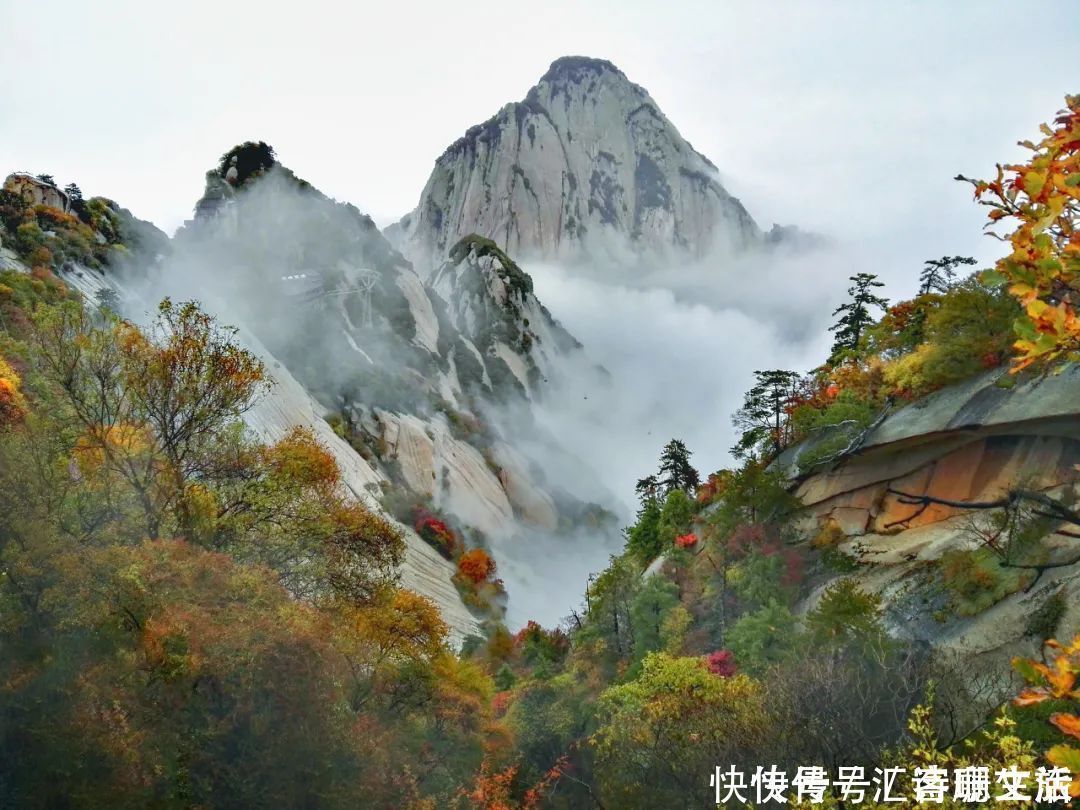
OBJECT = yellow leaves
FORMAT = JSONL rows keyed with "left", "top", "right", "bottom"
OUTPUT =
{"left": 263, "top": 426, "right": 340, "bottom": 491}
{"left": 1011, "top": 647, "right": 1080, "bottom": 706}
{"left": 1047, "top": 745, "right": 1080, "bottom": 798}
{"left": 349, "top": 588, "right": 448, "bottom": 663}
{"left": 0, "top": 355, "right": 27, "bottom": 428}
{"left": 966, "top": 95, "right": 1080, "bottom": 370}
{"left": 73, "top": 422, "right": 156, "bottom": 476}
{"left": 1012, "top": 635, "right": 1080, "bottom": 797}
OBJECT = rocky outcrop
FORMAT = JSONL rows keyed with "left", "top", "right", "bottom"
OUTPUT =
{"left": 785, "top": 367, "right": 1080, "bottom": 654}
{"left": 429, "top": 234, "right": 582, "bottom": 399}
{"left": 389, "top": 56, "right": 770, "bottom": 271}
{"left": 3, "top": 173, "right": 70, "bottom": 213}
{"left": 151, "top": 152, "right": 617, "bottom": 626}
{"left": 241, "top": 343, "right": 483, "bottom": 642}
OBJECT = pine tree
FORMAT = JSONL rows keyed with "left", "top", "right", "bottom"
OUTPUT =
{"left": 731, "top": 369, "right": 801, "bottom": 460}
{"left": 657, "top": 439, "right": 699, "bottom": 494}
{"left": 918, "top": 255, "right": 976, "bottom": 296}
{"left": 635, "top": 474, "right": 660, "bottom": 504}
{"left": 625, "top": 496, "right": 663, "bottom": 562}
{"left": 828, "top": 273, "right": 888, "bottom": 363}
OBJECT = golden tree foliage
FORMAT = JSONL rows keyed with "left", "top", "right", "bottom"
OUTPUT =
{"left": 1012, "top": 634, "right": 1080, "bottom": 798}
{"left": 0, "top": 354, "right": 26, "bottom": 427}
{"left": 964, "top": 94, "right": 1080, "bottom": 370}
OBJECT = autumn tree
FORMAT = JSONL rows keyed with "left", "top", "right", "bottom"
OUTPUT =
{"left": 918, "top": 255, "right": 976, "bottom": 295}
{"left": 591, "top": 653, "right": 769, "bottom": 806}
{"left": 829, "top": 273, "right": 889, "bottom": 363}
{"left": 0, "top": 355, "right": 26, "bottom": 428}
{"left": 960, "top": 94, "right": 1080, "bottom": 370}
{"left": 731, "top": 369, "right": 801, "bottom": 460}
{"left": 25, "top": 297, "right": 403, "bottom": 601}
{"left": 32, "top": 297, "right": 269, "bottom": 539}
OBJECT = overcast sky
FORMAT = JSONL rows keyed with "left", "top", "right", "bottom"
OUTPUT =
{"left": 3, "top": 0, "right": 1076, "bottom": 274}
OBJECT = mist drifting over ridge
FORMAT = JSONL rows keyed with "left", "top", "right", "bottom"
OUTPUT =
{"left": 102, "top": 129, "right": 893, "bottom": 629}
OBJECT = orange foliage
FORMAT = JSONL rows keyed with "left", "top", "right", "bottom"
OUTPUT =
{"left": 696, "top": 471, "right": 731, "bottom": 504}
{"left": 458, "top": 548, "right": 497, "bottom": 585}
{"left": 965, "top": 94, "right": 1080, "bottom": 370}
{"left": 263, "top": 426, "right": 340, "bottom": 490}
{"left": 0, "top": 356, "right": 27, "bottom": 428}
{"left": 491, "top": 690, "right": 513, "bottom": 718}
{"left": 72, "top": 422, "right": 155, "bottom": 476}
{"left": 674, "top": 532, "right": 698, "bottom": 549}
{"left": 459, "top": 756, "right": 566, "bottom": 810}
{"left": 1012, "top": 634, "right": 1080, "bottom": 798}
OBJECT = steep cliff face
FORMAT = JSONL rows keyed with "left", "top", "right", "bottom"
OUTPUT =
{"left": 389, "top": 56, "right": 766, "bottom": 271}
{"left": 149, "top": 149, "right": 616, "bottom": 626}
{"left": 782, "top": 367, "right": 1080, "bottom": 656}
{"left": 429, "top": 234, "right": 583, "bottom": 399}
{"left": 3, "top": 173, "right": 71, "bottom": 213}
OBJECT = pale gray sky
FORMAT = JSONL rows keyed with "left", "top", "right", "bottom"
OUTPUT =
{"left": 2, "top": 0, "right": 1075, "bottom": 292}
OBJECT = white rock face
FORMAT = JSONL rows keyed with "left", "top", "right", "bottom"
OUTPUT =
{"left": 390, "top": 56, "right": 764, "bottom": 271}
{"left": 3, "top": 173, "right": 71, "bottom": 213}
{"left": 375, "top": 410, "right": 517, "bottom": 539}
{"left": 428, "top": 235, "right": 583, "bottom": 400}
{"left": 242, "top": 362, "right": 481, "bottom": 643}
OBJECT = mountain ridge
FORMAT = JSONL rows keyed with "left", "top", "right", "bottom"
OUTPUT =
{"left": 389, "top": 55, "right": 784, "bottom": 272}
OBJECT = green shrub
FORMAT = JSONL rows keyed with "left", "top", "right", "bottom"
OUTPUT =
{"left": 1024, "top": 589, "right": 1068, "bottom": 640}
{"left": 939, "top": 548, "right": 1031, "bottom": 617}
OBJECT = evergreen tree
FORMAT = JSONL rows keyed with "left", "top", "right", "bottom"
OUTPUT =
{"left": 828, "top": 273, "right": 888, "bottom": 363}
{"left": 634, "top": 474, "right": 660, "bottom": 503}
{"left": 657, "top": 489, "right": 694, "bottom": 548}
{"left": 731, "top": 369, "right": 801, "bottom": 460}
{"left": 493, "top": 663, "right": 517, "bottom": 691}
{"left": 64, "top": 182, "right": 89, "bottom": 222}
{"left": 657, "top": 439, "right": 699, "bottom": 494}
{"left": 918, "top": 255, "right": 976, "bottom": 296}
{"left": 625, "top": 497, "right": 663, "bottom": 563}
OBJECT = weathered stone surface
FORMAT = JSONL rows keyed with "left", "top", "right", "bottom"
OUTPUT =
{"left": 791, "top": 367, "right": 1080, "bottom": 657}
{"left": 867, "top": 365, "right": 1080, "bottom": 449}
{"left": 3, "top": 173, "right": 70, "bottom": 212}
{"left": 428, "top": 235, "right": 584, "bottom": 399}
{"left": 492, "top": 442, "right": 559, "bottom": 530}
{"left": 389, "top": 57, "right": 776, "bottom": 271}
{"left": 828, "top": 506, "right": 871, "bottom": 536}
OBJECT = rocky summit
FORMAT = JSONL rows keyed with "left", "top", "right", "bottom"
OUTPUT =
{"left": 389, "top": 56, "right": 777, "bottom": 271}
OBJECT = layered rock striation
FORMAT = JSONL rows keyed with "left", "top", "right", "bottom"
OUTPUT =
{"left": 390, "top": 56, "right": 771, "bottom": 271}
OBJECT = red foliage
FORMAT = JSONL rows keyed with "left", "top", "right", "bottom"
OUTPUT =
{"left": 726, "top": 523, "right": 774, "bottom": 558}
{"left": 492, "top": 690, "right": 513, "bottom": 718}
{"left": 705, "top": 649, "right": 737, "bottom": 677}
{"left": 726, "top": 523, "right": 804, "bottom": 586}
{"left": 460, "top": 755, "right": 566, "bottom": 809}
{"left": 514, "top": 620, "right": 544, "bottom": 646}
{"left": 414, "top": 508, "right": 458, "bottom": 559}
{"left": 674, "top": 532, "right": 698, "bottom": 549}
{"left": 513, "top": 621, "right": 570, "bottom": 662}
